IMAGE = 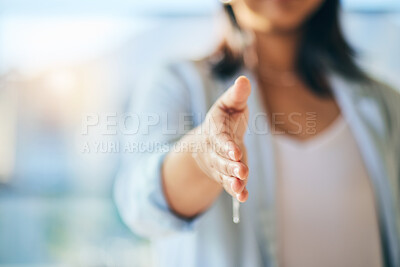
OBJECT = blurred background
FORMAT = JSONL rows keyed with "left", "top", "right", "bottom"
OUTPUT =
{"left": 0, "top": 0, "right": 399, "bottom": 266}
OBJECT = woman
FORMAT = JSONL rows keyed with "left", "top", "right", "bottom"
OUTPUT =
{"left": 115, "top": 0, "right": 400, "bottom": 266}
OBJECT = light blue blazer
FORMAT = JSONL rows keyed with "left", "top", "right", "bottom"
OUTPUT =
{"left": 114, "top": 60, "right": 400, "bottom": 267}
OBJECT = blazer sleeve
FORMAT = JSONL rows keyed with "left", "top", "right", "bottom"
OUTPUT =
{"left": 113, "top": 63, "right": 207, "bottom": 239}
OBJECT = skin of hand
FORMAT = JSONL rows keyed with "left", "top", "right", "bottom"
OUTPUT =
{"left": 162, "top": 76, "right": 251, "bottom": 218}
{"left": 192, "top": 76, "right": 251, "bottom": 202}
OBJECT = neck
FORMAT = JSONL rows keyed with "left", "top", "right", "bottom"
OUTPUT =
{"left": 254, "top": 30, "right": 301, "bottom": 72}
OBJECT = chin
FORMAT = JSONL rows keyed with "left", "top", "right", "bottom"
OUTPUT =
{"left": 270, "top": 17, "right": 306, "bottom": 32}
{"left": 253, "top": 16, "right": 305, "bottom": 34}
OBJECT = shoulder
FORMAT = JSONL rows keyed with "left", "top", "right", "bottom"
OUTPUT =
{"left": 157, "top": 59, "right": 213, "bottom": 88}
{"left": 362, "top": 79, "right": 400, "bottom": 131}
{"left": 159, "top": 58, "right": 238, "bottom": 91}
{"left": 334, "top": 73, "right": 400, "bottom": 128}
{"left": 331, "top": 73, "right": 400, "bottom": 150}
{"left": 142, "top": 60, "right": 209, "bottom": 105}
{"left": 158, "top": 58, "right": 234, "bottom": 107}
{"left": 358, "top": 78, "right": 400, "bottom": 152}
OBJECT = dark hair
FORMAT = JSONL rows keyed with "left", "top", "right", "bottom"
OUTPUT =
{"left": 210, "top": 0, "right": 369, "bottom": 97}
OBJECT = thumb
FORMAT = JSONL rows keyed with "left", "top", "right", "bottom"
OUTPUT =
{"left": 216, "top": 76, "right": 251, "bottom": 113}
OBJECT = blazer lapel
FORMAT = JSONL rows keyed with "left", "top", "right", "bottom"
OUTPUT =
{"left": 330, "top": 74, "right": 400, "bottom": 267}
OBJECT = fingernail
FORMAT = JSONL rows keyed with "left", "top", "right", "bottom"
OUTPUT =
{"left": 236, "top": 193, "right": 241, "bottom": 200}
{"left": 234, "top": 167, "right": 240, "bottom": 177}
{"left": 235, "top": 76, "right": 245, "bottom": 85}
{"left": 229, "top": 151, "right": 235, "bottom": 160}
{"left": 230, "top": 182, "right": 235, "bottom": 192}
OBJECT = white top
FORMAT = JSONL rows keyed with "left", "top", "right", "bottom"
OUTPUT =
{"left": 275, "top": 115, "right": 383, "bottom": 267}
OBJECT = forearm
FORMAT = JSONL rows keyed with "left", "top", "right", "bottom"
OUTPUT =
{"left": 162, "top": 130, "right": 223, "bottom": 218}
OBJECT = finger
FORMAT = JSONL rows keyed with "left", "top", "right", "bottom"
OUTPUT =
{"left": 216, "top": 76, "right": 251, "bottom": 113}
{"left": 231, "top": 178, "right": 246, "bottom": 194}
{"left": 209, "top": 132, "right": 242, "bottom": 161}
{"left": 237, "top": 187, "right": 249, "bottom": 202}
{"left": 219, "top": 174, "right": 246, "bottom": 195}
{"left": 209, "top": 152, "right": 248, "bottom": 180}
